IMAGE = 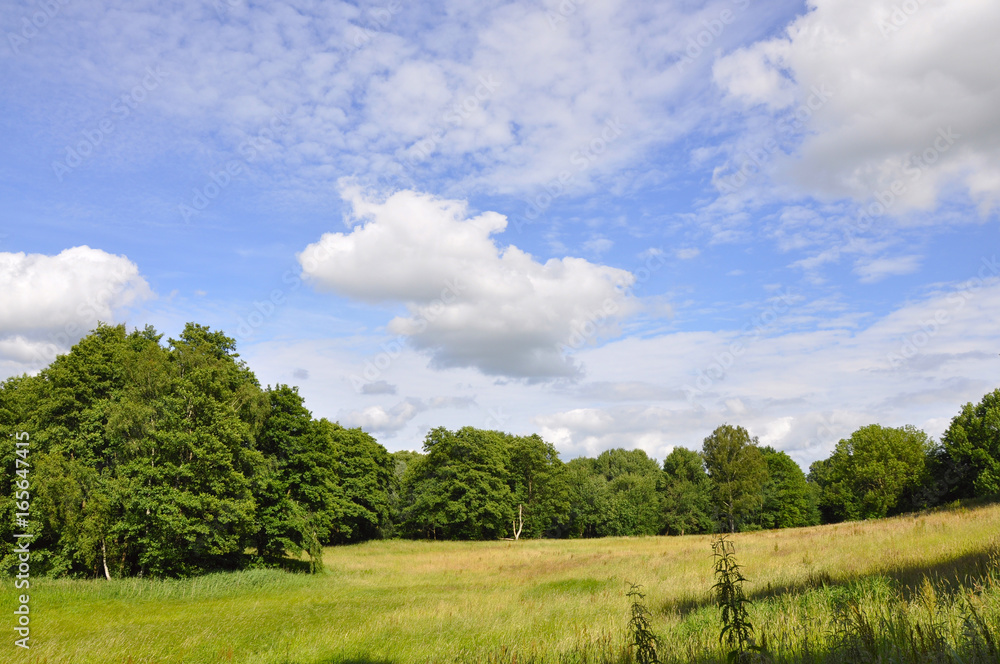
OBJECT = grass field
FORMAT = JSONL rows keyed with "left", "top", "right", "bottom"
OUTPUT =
{"left": 4, "top": 502, "right": 1000, "bottom": 664}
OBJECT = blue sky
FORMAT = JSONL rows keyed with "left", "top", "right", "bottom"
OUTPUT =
{"left": 2, "top": 0, "right": 998, "bottom": 467}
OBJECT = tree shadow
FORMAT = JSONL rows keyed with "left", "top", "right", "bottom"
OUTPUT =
{"left": 661, "top": 539, "right": 999, "bottom": 617}
{"left": 273, "top": 556, "right": 313, "bottom": 574}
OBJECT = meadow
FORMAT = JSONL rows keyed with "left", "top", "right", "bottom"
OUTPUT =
{"left": 4, "top": 502, "right": 999, "bottom": 664}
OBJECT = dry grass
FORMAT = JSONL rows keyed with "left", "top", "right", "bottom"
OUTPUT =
{"left": 2, "top": 502, "right": 998, "bottom": 663}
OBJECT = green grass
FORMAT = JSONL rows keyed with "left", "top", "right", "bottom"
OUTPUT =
{"left": 3, "top": 502, "right": 1000, "bottom": 664}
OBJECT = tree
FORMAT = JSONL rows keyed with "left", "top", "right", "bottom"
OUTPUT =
{"left": 105, "top": 323, "right": 269, "bottom": 577}
{"left": 1, "top": 322, "right": 398, "bottom": 577}
{"left": 401, "top": 427, "right": 513, "bottom": 539}
{"left": 812, "top": 424, "right": 931, "bottom": 522}
{"left": 758, "top": 447, "right": 818, "bottom": 529}
{"left": 564, "top": 457, "right": 611, "bottom": 538}
{"left": 253, "top": 384, "right": 337, "bottom": 570}
{"left": 503, "top": 434, "right": 570, "bottom": 538}
{"left": 660, "top": 446, "right": 713, "bottom": 536}
{"left": 938, "top": 388, "right": 1000, "bottom": 499}
{"left": 701, "top": 425, "right": 768, "bottom": 533}
{"left": 386, "top": 450, "right": 423, "bottom": 537}
{"left": 566, "top": 449, "right": 663, "bottom": 537}
{"left": 323, "top": 421, "right": 394, "bottom": 543}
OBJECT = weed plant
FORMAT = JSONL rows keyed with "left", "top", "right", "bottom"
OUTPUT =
{"left": 626, "top": 583, "right": 660, "bottom": 664}
{"left": 711, "top": 534, "right": 766, "bottom": 663}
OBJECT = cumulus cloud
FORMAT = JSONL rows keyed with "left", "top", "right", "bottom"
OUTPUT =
{"left": 536, "top": 404, "right": 699, "bottom": 461}
{"left": 0, "top": 246, "right": 153, "bottom": 369}
{"left": 339, "top": 395, "right": 476, "bottom": 436}
{"left": 299, "top": 185, "right": 638, "bottom": 380}
{"left": 853, "top": 254, "right": 922, "bottom": 283}
{"left": 713, "top": 0, "right": 1000, "bottom": 212}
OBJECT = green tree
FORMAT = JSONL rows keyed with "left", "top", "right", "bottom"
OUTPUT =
{"left": 402, "top": 427, "right": 513, "bottom": 539}
{"left": 11, "top": 324, "right": 170, "bottom": 577}
{"left": 758, "top": 447, "right": 818, "bottom": 529}
{"left": 503, "top": 434, "right": 570, "bottom": 538}
{"left": 2, "top": 323, "right": 274, "bottom": 577}
{"left": 564, "top": 457, "right": 611, "bottom": 538}
{"left": 660, "top": 446, "right": 713, "bottom": 536}
{"left": 322, "top": 420, "right": 394, "bottom": 543}
{"left": 812, "top": 424, "right": 931, "bottom": 522}
{"left": 2, "top": 323, "right": 395, "bottom": 577}
{"left": 105, "top": 323, "right": 269, "bottom": 577}
{"left": 701, "top": 425, "right": 768, "bottom": 533}
{"left": 566, "top": 449, "right": 662, "bottom": 537}
{"left": 253, "top": 384, "right": 337, "bottom": 570}
{"left": 938, "top": 388, "right": 1000, "bottom": 499}
{"left": 387, "top": 450, "right": 424, "bottom": 538}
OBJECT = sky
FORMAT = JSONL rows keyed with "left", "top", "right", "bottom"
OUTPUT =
{"left": 1, "top": 0, "right": 998, "bottom": 469}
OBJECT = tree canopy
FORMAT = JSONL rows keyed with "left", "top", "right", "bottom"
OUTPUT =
{"left": 701, "top": 424, "right": 768, "bottom": 532}
{"left": 660, "top": 446, "right": 713, "bottom": 536}
{"left": 0, "top": 324, "right": 393, "bottom": 577}
{"left": 937, "top": 388, "right": 1000, "bottom": 499}
{"left": 809, "top": 424, "right": 931, "bottom": 522}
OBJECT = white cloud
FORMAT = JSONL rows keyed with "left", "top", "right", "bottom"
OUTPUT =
{"left": 712, "top": 40, "right": 796, "bottom": 110}
{"left": 299, "top": 185, "right": 638, "bottom": 380}
{"left": 5, "top": 0, "right": 772, "bottom": 199}
{"left": 238, "top": 262, "right": 1000, "bottom": 466}
{"left": 0, "top": 246, "right": 153, "bottom": 369}
{"left": 537, "top": 265, "right": 1000, "bottom": 467}
{"left": 583, "top": 237, "right": 614, "bottom": 255}
{"left": 714, "top": 0, "right": 1000, "bottom": 212}
{"left": 853, "top": 254, "right": 922, "bottom": 283}
{"left": 340, "top": 395, "right": 476, "bottom": 436}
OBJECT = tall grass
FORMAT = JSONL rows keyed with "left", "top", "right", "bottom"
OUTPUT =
{"left": 1, "top": 502, "right": 998, "bottom": 663}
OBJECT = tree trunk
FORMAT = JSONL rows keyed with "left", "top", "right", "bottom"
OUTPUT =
{"left": 513, "top": 504, "right": 524, "bottom": 541}
{"left": 102, "top": 539, "right": 112, "bottom": 580}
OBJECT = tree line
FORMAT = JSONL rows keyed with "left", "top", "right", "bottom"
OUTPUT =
{"left": 2, "top": 323, "right": 998, "bottom": 578}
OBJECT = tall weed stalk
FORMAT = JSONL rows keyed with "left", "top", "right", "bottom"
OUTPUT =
{"left": 712, "top": 534, "right": 766, "bottom": 663}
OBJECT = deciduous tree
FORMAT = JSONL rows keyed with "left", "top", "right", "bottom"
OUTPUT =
{"left": 701, "top": 425, "right": 767, "bottom": 533}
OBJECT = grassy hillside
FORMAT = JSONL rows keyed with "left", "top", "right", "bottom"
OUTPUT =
{"left": 4, "top": 502, "right": 999, "bottom": 664}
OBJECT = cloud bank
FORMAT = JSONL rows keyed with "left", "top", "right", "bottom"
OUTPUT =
{"left": 299, "top": 186, "right": 638, "bottom": 380}
{"left": 0, "top": 246, "right": 153, "bottom": 370}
